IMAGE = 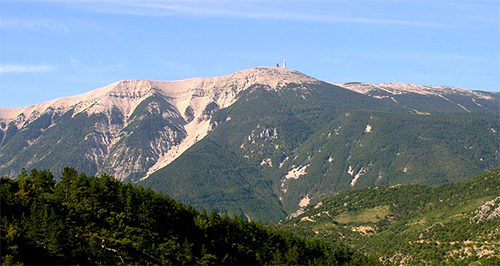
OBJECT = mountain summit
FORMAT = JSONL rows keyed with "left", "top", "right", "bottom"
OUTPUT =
{"left": 0, "top": 67, "right": 317, "bottom": 124}
{"left": 1, "top": 68, "right": 498, "bottom": 221}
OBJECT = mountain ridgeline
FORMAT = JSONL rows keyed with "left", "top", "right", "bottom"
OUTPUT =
{"left": 1, "top": 67, "right": 499, "bottom": 221}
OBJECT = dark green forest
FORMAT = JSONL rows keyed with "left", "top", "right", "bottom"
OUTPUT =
{"left": 1, "top": 168, "right": 376, "bottom": 265}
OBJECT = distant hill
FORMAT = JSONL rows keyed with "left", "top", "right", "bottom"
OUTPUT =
{"left": 1, "top": 67, "right": 498, "bottom": 221}
{"left": 280, "top": 168, "right": 500, "bottom": 265}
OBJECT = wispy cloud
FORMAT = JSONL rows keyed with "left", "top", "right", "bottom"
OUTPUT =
{"left": 0, "top": 17, "right": 109, "bottom": 33}
{"left": 0, "top": 64, "right": 57, "bottom": 73}
{"left": 0, "top": 18, "right": 69, "bottom": 31}
{"left": 126, "top": 2, "right": 450, "bottom": 27}
{"left": 4, "top": 0, "right": 455, "bottom": 28}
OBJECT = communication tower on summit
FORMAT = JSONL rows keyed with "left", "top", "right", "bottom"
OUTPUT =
{"left": 283, "top": 58, "right": 286, "bottom": 69}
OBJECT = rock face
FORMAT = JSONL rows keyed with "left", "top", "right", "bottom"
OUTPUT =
{"left": 0, "top": 67, "right": 318, "bottom": 182}
{"left": 470, "top": 196, "right": 500, "bottom": 223}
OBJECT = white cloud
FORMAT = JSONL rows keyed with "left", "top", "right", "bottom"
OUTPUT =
{"left": 0, "top": 64, "right": 57, "bottom": 73}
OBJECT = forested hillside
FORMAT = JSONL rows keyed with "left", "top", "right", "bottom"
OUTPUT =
{"left": 281, "top": 169, "right": 500, "bottom": 265}
{"left": 0, "top": 168, "right": 375, "bottom": 265}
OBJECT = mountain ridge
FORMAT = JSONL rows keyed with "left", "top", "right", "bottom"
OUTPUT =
{"left": 2, "top": 68, "right": 497, "bottom": 127}
{"left": 2, "top": 67, "right": 497, "bottom": 123}
{"left": 0, "top": 67, "right": 318, "bottom": 121}
{"left": 337, "top": 82, "right": 499, "bottom": 114}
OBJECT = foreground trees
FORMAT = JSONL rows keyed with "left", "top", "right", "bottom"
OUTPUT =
{"left": 1, "top": 168, "right": 374, "bottom": 265}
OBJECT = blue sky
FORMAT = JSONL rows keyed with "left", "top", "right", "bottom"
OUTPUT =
{"left": 0, "top": 0, "right": 498, "bottom": 107}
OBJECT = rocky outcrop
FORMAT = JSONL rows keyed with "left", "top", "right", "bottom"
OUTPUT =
{"left": 470, "top": 196, "right": 500, "bottom": 223}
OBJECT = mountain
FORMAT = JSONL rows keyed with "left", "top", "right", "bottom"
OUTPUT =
{"left": 280, "top": 168, "right": 500, "bottom": 265}
{"left": 139, "top": 70, "right": 499, "bottom": 220}
{"left": 1, "top": 67, "right": 499, "bottom": 221}
{"left": 0, "top": 68, "right": 317, "bottom": 182}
